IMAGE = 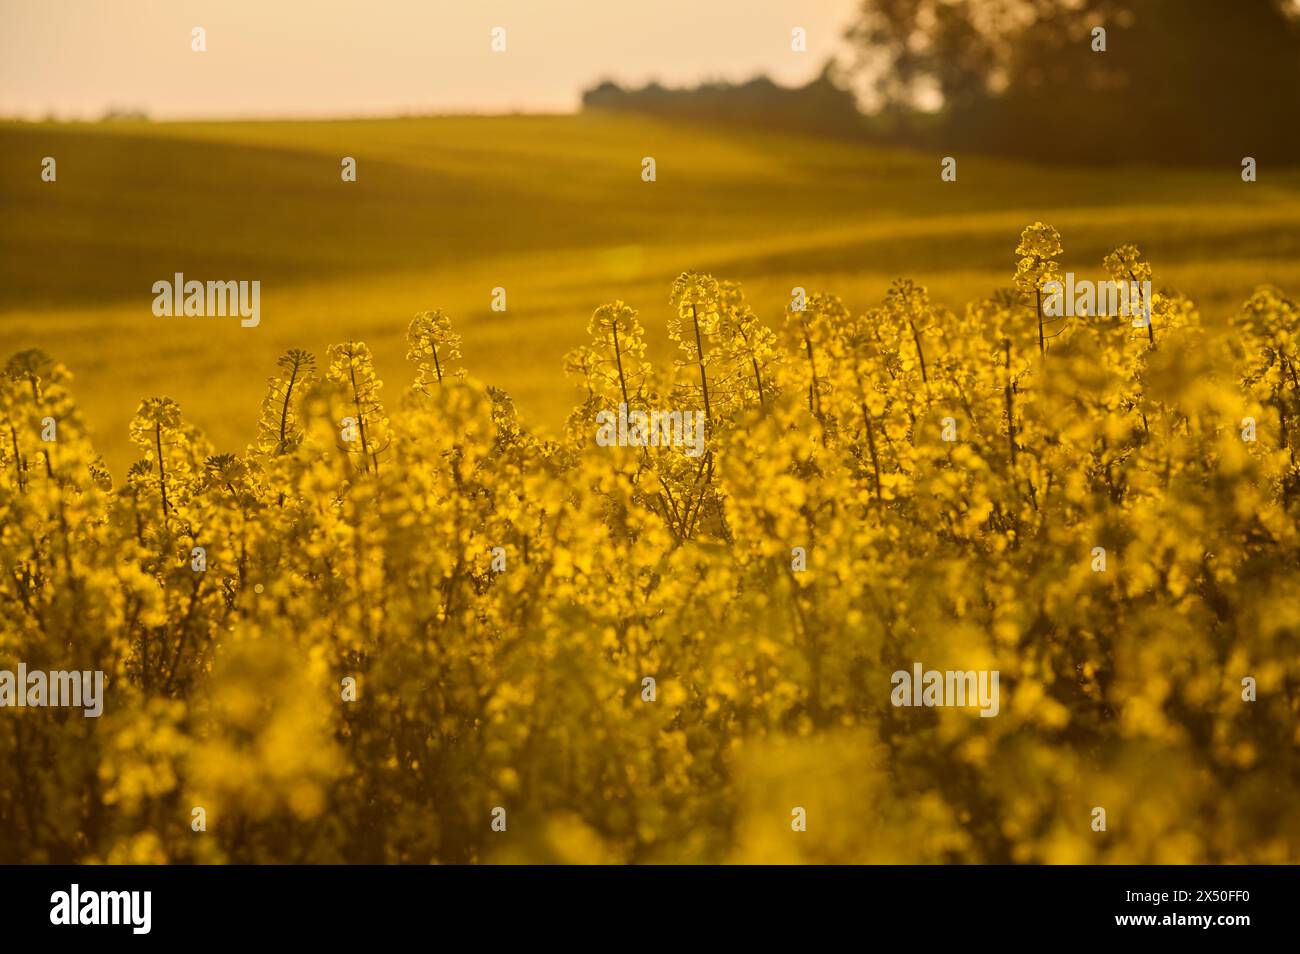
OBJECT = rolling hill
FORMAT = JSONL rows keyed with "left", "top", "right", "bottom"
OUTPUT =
{"left": 3, "top": 112, "right": 1299, "bottom": 471}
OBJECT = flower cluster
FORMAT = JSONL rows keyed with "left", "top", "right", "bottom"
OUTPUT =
{"left": 2, "top": 225, "right": 1297, "bottom": 863}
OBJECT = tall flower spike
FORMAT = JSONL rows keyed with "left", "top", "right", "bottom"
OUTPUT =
{"left": 127, "top": 396, "right": 185, "bottom": 523}
{"left": 586, "top": 300, "right": 650, "bottom": 407}
{"left": 257, "top": 348, "right": 316, "bottom": 455}
{"left": 669, "top": 272, "right": 721, "bottom": 427}
{"left": 326, "top": 341, "right": 389, "bottom": 475}
{"left": 407, "top": 310, "right": 463, "bottom": 392}
{"left": 1104, "top": 244, "right": 1156, "bottom": 342}
{"left": 1014, "top": 222, "right": 1065, "bottom": 355}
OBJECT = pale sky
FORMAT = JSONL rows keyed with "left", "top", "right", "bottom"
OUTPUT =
{"left": 0, "top": 0, "right": 861, "bottom": 119}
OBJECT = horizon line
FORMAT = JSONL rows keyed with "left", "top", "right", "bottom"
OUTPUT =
{"left": 0, "top": 106, "right": 588, "bottom": 125}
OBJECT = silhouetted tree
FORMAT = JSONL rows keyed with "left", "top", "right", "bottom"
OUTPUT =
{"left": 582, "top": 64, "right": 864, "bottom": 139}
{"left": 846, "top": 0, "right": 1300, "bottom": 163}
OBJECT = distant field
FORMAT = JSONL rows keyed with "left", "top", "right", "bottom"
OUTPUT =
{"left": 3, "top": 113, "right": 1299, "bottom": 472}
